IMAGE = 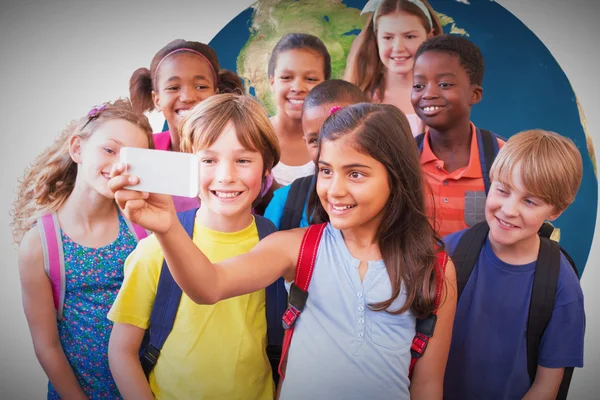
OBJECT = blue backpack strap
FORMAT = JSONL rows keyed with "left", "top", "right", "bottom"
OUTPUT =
{"left": 476, "top": 128, "right": 501, "bottom": 196}
{"left": 415, "top": 132, "right": 426, "bottom": 153}
{"left": 140, "top": 208, "right": 198, "bottom": 379}
{"left": 254, "top": 214, "right": 287, "bottom": 385}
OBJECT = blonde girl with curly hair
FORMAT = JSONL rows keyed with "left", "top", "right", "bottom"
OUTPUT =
{"left": 11, "top": 99, "right": 153, "bottom": 399}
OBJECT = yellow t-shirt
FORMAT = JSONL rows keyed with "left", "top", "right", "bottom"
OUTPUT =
{"left": 108, "top": 217, "right": 274, "bottom": 400}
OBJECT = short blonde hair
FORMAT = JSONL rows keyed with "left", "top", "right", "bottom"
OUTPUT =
{"left": 179, "top": 93, "right": 280, "bottom": 174}
{"left": 490, "top": 129, "right": 583, "bottom": 212}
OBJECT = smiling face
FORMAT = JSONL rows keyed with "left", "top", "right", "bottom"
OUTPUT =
{"left": 152, "top": 52, "right": 217, "bottom": 134}
{"left": 270, "top": 49, "right": 326, "bottom": 121}
{"left": 71, "top": 119, "right": 150, "bottom": 198}
{"left": 376, "top": 11, "right": 432, "bottom": 76}
{"left": 316, "top": 135, "right": 390, "bottom": 232}
{"left": 411, "top": 51, "right": 482, "bottom": 131}
{"left": 485, "top": 164, "right": 561, "bottom": 253}
{"left": 196, "top": 121, "right": 265, "bottom": 220}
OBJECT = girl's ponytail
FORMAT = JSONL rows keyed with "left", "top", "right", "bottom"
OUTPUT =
{"left": 217, "top": 69, "right": 244, "bottom": 94}
{"left": 129, "top": 67, "right": 155, "bottom": 113}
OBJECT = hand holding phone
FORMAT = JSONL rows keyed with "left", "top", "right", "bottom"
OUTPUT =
{"left": 119, "top": 147, "right": 199, "bottom": 198}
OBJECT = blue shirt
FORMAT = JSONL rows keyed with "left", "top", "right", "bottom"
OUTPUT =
{"left": 443, "top": 230, "right": 585, "bottom": 400}
{"left": 280, "top": 223, "right": 414, "bottom": 400}
{"left": 263, "top": 177, "right": 312, "bottom": 229}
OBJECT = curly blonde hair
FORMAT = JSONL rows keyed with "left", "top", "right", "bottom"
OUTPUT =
{"left": 10, "top": 98, "right": 154, "bottom": 245}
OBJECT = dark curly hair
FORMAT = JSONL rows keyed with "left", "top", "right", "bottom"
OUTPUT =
{"left": 415, "top": 35, "right": 485, "bottom": 86}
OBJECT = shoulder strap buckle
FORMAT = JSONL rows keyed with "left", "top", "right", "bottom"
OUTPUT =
{"left": 410, "top": 332, "right": 430, "bottom": 359}
{"left": 282, "top": 283, "right": 309, "bottom": 329}
{"left": 140, "top": 344, "right": 161, "bottom": 378}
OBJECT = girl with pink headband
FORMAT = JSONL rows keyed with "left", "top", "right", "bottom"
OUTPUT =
{"left": 344, "top": 0, "right": 443, "bottom": 136}
{"left": 129, "top": 39, "right": 244, "bottom": 212}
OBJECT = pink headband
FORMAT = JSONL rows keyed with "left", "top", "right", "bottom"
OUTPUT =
{"left": 154, "top": 48, "right": 218, "bottom": 85}
{"left": 329, "top": 105, "right": 343, "bottom": 115}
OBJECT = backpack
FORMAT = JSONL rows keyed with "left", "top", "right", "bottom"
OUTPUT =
{"left": 277, "top": 223, "right": 448, "bottom": 381}
{"left": 451, "top": 221, "right": 579, "bottom": 400}
{"left": 138, "top": 208, "right": 288, "bottom": 385}
{"left": 280, "top": 175, "right": 314, "bottom": 231}
{"left": 37, "top": 210, "right": 149, "bottom": 321}
{"left": 415, "top": 127, "right": 503, "bottom": 195}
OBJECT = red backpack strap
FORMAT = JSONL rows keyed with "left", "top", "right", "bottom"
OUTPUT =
{"left": 408, "top": 250, "right": 448, "bottom": 379}
{"left": 278, "top": 223, "right": 326, "bottom": 380}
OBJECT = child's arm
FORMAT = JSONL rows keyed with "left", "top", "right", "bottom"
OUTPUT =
{"left": 108, "top": 323, "right": 154, "bottom": 400}
{"left": 17, "top": 228, "right": 88, "bottom": 400}
{"left": 521, "top": 366, "right": 564, "bottom": 400}
{"left": 522, "top": 263, "right": 585, "bottom": 400}
{"left": 109, "top": 167, "right": 301, "bottom": 304}
{"left": 155, "top": 222, "right": 299, "bottom": 304}
{"left": 409, "top": 257, "right": 458, "bottom": 400}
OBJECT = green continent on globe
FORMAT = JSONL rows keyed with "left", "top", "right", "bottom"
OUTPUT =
{"left": 237, "top": 0, "right": 468, "bottom": 116}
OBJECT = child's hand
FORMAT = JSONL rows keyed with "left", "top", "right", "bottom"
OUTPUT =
{"left": 108, "top": 163, "right": 177, "bottom": 234}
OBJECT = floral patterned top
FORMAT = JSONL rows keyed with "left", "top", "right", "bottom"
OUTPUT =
{"left": 48, "top": 213, "right": 137, "bottom": 399}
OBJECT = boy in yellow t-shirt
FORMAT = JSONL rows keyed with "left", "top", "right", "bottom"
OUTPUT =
{"left": 107, "top": 94, "right": 281, "bottom": 400}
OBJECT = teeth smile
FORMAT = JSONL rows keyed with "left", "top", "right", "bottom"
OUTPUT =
{"left": 288, "top": 99, "right": 304, "bottom": 105}
{"left": 332, "top": 204, "right": 356, "bottom": 211}
{"left": 497, "top": 218, "right": 516, "bottom": 228}
{"left": 214, "top": 191, "right": 241, "bottom": 198}
{"left": 423, "top": 106, "right": 441, "bottom": 112}
{"left": 176, "top": 109, "right": 191, "bottom": 116}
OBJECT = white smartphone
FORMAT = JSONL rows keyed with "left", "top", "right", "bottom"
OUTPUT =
{"left": 119, "top": 147, "right": 199, "bottom": 198}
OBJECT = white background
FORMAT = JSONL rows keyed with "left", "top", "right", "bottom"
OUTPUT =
{"left": 0, "top": 0, "right": 598, "bottom": 397}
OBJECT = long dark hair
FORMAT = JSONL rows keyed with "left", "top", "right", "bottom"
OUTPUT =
{"left": 308, "top": 103, "right": 443, "bottom": 317}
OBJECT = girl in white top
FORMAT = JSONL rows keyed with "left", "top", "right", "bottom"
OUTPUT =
{"left": 109, "top": 102, "right": 457, "bottom": 399}
{"left": 344, "top": 0, "right": 443, "bottom": 136}
{"left": 268, "top": 33, "right": 331, "bottom": 186}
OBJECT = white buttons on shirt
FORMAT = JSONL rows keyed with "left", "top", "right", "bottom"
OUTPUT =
{"left": 358, "top": 332, "right": 364, "bottom": 338}
{"left": 358, "top": 318, "right": 364, "bottom": 325}
{"left": 357, "top": 292, "right": 363, "bottom": 298}
{"left": 358, "top": 305, "right": 364, "bottom": 312}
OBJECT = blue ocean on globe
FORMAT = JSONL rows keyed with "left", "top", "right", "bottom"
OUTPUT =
{"left": 208, "top": 0, "right": 597, "bottom": 274}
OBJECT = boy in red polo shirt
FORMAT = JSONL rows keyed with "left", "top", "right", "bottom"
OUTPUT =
{"left": 411, "top": 35, "right": 504, "bottom": 237}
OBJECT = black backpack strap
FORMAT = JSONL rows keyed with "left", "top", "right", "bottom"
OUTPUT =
{"left": 255, "top": 215, "right": 287, "bottom": 385}
{"left": 415, "top": 132, "right": 425, "bottom": 153}
{"left": 140, "top": 208, "right": 197, "bottom": 379}
{"left": 538, "top": 221, "right": 555, "bottom": 239}
{"left": 451, "top": 221, "right": 490, "bottom": 299}
{"left": 538, "top": 221, "right": 579, "bottom": 278}
{"left": 280, "top": 175, "right": 313, "bottom": 231}
{"left": 476, "top": 128, "right": 500, "bottom": 196}
{"left": 556, "top": 367, "right": 575, "bottom": 400}
{"left": 530, "top": 231, "right": 578, "bottom": 399}
{"left": 526, "top": 237, "right": 561, "bottom": 386}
